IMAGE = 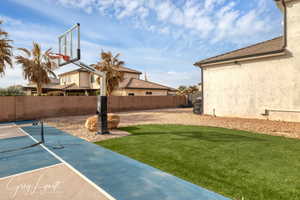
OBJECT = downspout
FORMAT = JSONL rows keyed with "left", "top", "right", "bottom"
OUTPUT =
{"left": 263, "top": 0, "right": 289, "bottom": 117}
{"left": 200, "top": 67, "right": 204, "bottom": 114}
{"left": 280, "top": 0, "right": 287, "bottom": 50}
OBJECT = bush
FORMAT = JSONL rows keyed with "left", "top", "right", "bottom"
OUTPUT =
{"left": 47, "top": 91, "right": 64, "bottom": 96}
{"left": 0, "top": 87, "right": 25, "bottom": 96}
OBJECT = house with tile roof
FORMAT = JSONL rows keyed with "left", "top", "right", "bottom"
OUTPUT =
{"left": 194, "top": 0, "right": 300, "bottom": 122}
{"left": 23, "top": 66, "right": 177, "bottom": 96}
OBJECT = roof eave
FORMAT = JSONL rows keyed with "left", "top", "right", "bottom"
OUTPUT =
{"left": 124, "top": 87, "right": 170, "bottom": 90}
{"left": 194, "top": 49, "right": 286, "bottom": 68}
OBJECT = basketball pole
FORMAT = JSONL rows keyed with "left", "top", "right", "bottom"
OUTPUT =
{"left": 97, "top": 73, "right": 110, "bottom": 135}
{"left": 73, "top": 62, "right": 110, "bottom": 135}
{"left": 57, "top": 23, "right": 109, "bottom": 135}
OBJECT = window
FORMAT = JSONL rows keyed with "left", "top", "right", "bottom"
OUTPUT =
{"left": 146, "top": 91, "right": 152, "bottom": 95}
{"left": 91, "top": 75, "right": 95, "bottom": 83}
{"left": 61, "top": 77, "right": 66, "bottom": 85}
{"left": 128, "top": 93, "right": 135, "bottom": 96}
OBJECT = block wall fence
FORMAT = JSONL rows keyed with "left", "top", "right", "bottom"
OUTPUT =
{"left": 0, "top": 96, "right": 187, "bottom": 122}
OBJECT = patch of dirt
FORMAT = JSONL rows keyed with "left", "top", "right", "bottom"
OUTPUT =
{"left": 45, "top": 108, "right": 300, "bottom": 142}
{"left": 45, "top": 116, "right": 129, "bottom": 142}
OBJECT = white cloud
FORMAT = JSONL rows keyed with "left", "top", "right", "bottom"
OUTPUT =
{"left": 159, "top": 27, "right": 170, "bottom": 35}
{"left": 156, "top": 1, "right": 174, "bottom": 21}
{"left": 116, "top": 1, "right": 139, "bottom": 19}
{"left": 0, "top": 16, "right": 22, "bottom": 26}
{"left": 204, "top": 0, "right": 225, "bottom": 10}
{"left": 57, "top": 0, "right": 96, "bottom": 13}
{"left": 55, "top": 0, "right": 278, "bottom": 46}
{"left": 12, "top": 0, "right": 281, "bottom": 47}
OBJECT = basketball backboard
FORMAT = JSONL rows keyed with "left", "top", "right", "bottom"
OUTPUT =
{"left": 58, "top": 23, "right": 81, "bottom": 66}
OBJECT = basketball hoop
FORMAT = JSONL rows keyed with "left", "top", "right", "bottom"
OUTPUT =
{"left": 46, "top": 52, "right": 70, "bottom": 62}
{"left": 56, "top": 23, "right": 109, "bottom": 135}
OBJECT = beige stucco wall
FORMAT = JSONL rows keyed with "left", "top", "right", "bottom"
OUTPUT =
{"left": 287, "top": 0, "right": 300, "bottom": 54}
{"left": 58, "top": 71, "right": 169, "bottom": 96}
{"left": 60, "top": 72, "right": 97, "bottom": 89}
{"left": 60, "top": 72, "right": 79, "bottom": 86}
{"left": 90, "top": 74, "right": 99, "bottom": 89}
{"left": 202, "top": 0, "right": 300, "bottom": 122}
{"left": 79, "top": 72, "right": 90, "bottom": 88}
{"left": 89, "top": 72, "right": 140, "bottom": 90}
{"left": 112, "top": 89, "right": 168, "bottom": 96}
{"left": 123, "top": 73, "right": 140, "bottom": 79}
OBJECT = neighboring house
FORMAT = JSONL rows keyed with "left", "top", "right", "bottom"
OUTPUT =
{"left": 113, "top": 78, "right": 176, "bottom": 96}
{"left": 23, "top": 66, "right": 177, "bottom": 96}
{"left": 194, "top": 0, "right": 300, "bottom": 122}
{"left": 23, "top": 78, "right": 65, "bottom": 96}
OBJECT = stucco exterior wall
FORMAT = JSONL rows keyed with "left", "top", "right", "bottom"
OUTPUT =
{"left": 202, "top": 0, "right": 300, "bottom": 122}
{"left": 57, "top": 71, "right": 170, "bottom": 96}
{"left": 123, "top": 73, "right": 140, "bottom": 79}
{"left": 203, "top": 55, "right": 300, "bottom": 121}
{"left": 111, "top": 89, "right": 168, "bottom": 96}
{"left": 79, "top": 72, "right": 90, "bottom": 88}
{"left": 60, "top": 72, "right": 79, "bottom": 86}
{"left": 287, "top": 0, "right": 300, "bottom": 54}
{"left": 89, "top": 72, "right": 140, "bottom": 90}
{"left": 90, "top": 74, "right": 99, "bottom": 89}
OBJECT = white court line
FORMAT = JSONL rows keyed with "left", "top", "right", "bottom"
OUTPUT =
{"left": 0, "top": 163, "right": 64, "bottom": 181}
{"left": 0, "top": 125, "right": 17, "bottom": 129}
{"left": 18, "top": 126, "right": 116, "bottom": 200}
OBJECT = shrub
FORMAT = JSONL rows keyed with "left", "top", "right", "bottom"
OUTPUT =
{"left": 0, "top": 86, "right": 25, "bottom": 96}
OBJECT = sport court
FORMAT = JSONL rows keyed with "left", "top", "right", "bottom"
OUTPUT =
{"left": 0, "top": 121, "right": 230, "bottom": 200}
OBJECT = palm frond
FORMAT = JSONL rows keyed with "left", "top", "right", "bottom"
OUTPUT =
{"left": 45, "top": 48, "right": 52, "bottom": 55}
{"left": 94, "top": 50, "right": 125, "bottom": 95}
{"left": 17, "top": 48, "right": 31, "bottom": 57}
{"left": 15, "top": 42, "right": 57, "bottom": 95}
{"left": 0, "top": 21, "right": 13, "bottom": 76}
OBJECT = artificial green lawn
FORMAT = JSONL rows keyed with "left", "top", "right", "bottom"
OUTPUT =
{"left": 95, "top": 125, "right": 300, "bottom": 200}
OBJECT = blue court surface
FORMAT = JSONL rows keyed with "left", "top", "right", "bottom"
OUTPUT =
{"left": 0, "top": 122, "right": 231, "bottom": 200}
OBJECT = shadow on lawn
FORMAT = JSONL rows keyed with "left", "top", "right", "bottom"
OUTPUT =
{"left": 121, "top": 127, "right": 265, "bottom": 143}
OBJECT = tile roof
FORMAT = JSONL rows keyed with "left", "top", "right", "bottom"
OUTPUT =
{"left": 59, "top": 66, "right": 142, "bottom": 76}
{"left": 115, "top": 66, "right": 142, "bottom": 74}
{"left": 23, "top": 83, "right": 91, "bottom": 91}
{"left": 119, "top": 78, "right": 177, "bottom": 91}
{"left": 274, "top": 0, "right": 297, "bottom": 2}
{"left": 58, "top": 68, "right": 87, "bottom": 76}
{"left": 195, "top": 36, "right": 284, "bottom": 66}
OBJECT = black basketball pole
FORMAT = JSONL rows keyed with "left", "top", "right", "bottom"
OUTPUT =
{"left": 41, "top": 120, "right": 45, "bottom": 143}
{"left": 97, "top": 95, "right": 110, "bottom": 134}
{"left": 71, "top": 61, "right": 109, "bottom": 135}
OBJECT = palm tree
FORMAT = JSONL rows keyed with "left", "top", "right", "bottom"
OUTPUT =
{"left": 92, "top": 51, "right": 125, "bottom": 96}
{"left": 15, "top": 43, "right": 56, "bottom": 95}
{"left": 0, "top": 21, "right": 13, "bottom": 77}
{"left": 187, "top": 85, "right": 199, "bottom": 94}
{"left": 177, "top": 85, "right": 187, "bottom": 96}
{"left": 177, "top": 85, "right": 199, "bottom": 96}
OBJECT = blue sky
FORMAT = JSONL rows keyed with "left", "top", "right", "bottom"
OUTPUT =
{"left": 0, "top": 0, "right": 282, "bottom": 88}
